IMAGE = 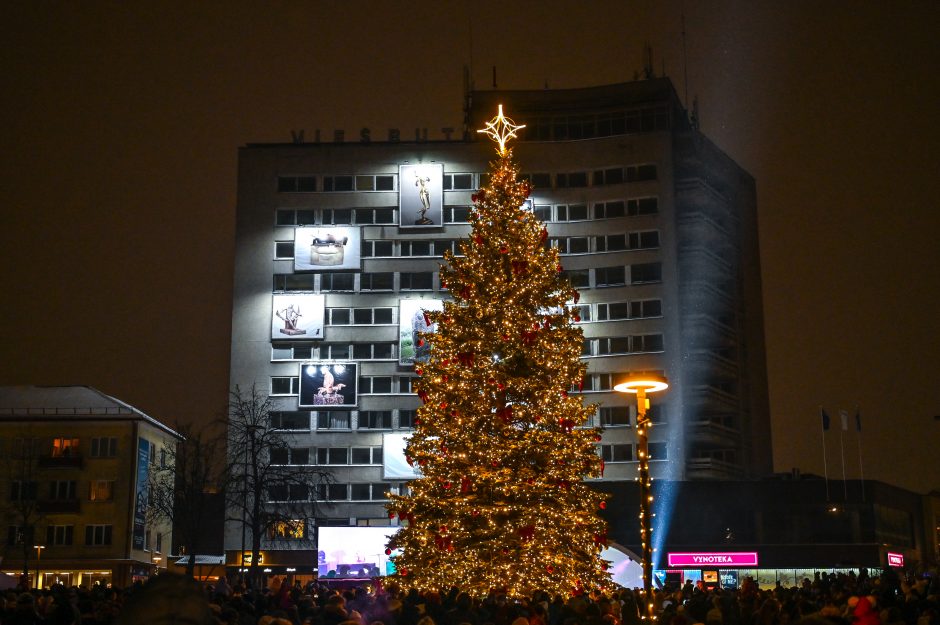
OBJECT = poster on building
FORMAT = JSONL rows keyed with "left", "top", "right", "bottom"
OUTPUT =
{"left": 298, "top": 362, "right": 358, "bottom": 408}
{"left": 271, "top": 294, "right": 325, "bottom": 340}
{"left": 294, "top": 227, "right": 361, "bottom": 271}
{"left": 383, "top": 431, "right": 420, "bottom": 480}
{"left": 399, "top": 299, "right": 444, "bottom": 365}
{"left": 132, "top": 438, "right": 150, "bottom": 550}
{"left": 399, "top": 164, "right": 443, "bottom": 228}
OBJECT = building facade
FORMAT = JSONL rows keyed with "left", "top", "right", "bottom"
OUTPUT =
{"left": 0, "top": 386, "right": 181, "bottom": 589}
{"left": 226, "top": 78, "right": 771, "bottom": 577}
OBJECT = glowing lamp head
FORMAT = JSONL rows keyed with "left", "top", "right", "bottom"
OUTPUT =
{"left": 613, "top": 372, "right": 669, "bottom": 394}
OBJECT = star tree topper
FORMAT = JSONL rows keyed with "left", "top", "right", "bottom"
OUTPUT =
{"left": 477, "top": 104, "right": 525, "bottom": 156}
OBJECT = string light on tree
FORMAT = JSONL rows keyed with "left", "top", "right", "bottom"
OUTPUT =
{"left": 386, "top": 105, "right": 612, "bottom": 598}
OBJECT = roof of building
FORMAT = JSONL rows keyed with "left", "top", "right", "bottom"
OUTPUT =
{"left": 0, "top": 385, "right": 182, "bottom": 438}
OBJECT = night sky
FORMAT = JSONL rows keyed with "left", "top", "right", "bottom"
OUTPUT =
{"left": 2, "top": 2, "right": 938, "bottom": 493}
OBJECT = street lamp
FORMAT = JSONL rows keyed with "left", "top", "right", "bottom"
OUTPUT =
{"left": 614, "top": 372, "right": 669, "bottom": 621}
{"left": 33, "top": 545, "right": 45, "bottom": 589}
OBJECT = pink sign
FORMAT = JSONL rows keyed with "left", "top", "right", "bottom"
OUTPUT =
{"left": 887, "top": 552, "right": 904, "bottom": 567}
{"left": 667, "top": 552, "right": 759, "bottom": 568}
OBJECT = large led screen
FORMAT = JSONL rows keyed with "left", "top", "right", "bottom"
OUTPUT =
{"left": 317, "top": 526, "right": 401, "bottom": 578}
{"left": 399, "top": 299, "right": 444, "bottom": 365}
{"left": 294, "top": 227, "right": 361, "bottom": 271}
{"left": 383, "top": 432, "right": 420, "bottom": 480}
{"left": 271, "top": 294, "right": 324, "bottom": 340}
{"left": 298, "top": 362, "right": 358, "bottom": 408}
{"left": 399, "top": 164, "right": 443, "bottom": 228}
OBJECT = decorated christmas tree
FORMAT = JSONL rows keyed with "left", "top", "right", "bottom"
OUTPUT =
{"left": 386, "top": 107, "right": 612, "bottom": 597}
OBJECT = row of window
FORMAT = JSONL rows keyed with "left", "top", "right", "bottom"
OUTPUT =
{"left": 10, "top": 480, "right": 116, "bottom": 502}
{"left": 7, "top": 524, "right": 118, "bottom": 547}
{"left": 274, "top": 197, "right": 658, "bottom": 227}
{"left": 273, "top": 342, "right": 395, "bottom": 361}
{"left": 270, "top": 376, "right": 417, "bottom": 396}
{"left": 552, "top": 230, "right": 660, "bottom": 254}
{"left": 267, "top": 482, "right": 393, "bottom": 504}
{"left": 269, "top": 407, "right": 658, "bottom": 432}
{"left": 276, "top": 164, "right": 657, "bottom": 196}
{"left": 520, "top": 106, "right": 672, "bottom": 141}
{"left": 4, "top": 437, "right": 119, "bottom": 459}
{"left": 270, "top": 445, "right": 383, "bottom": 465}
{"left": 274, "top": 262, "right": 661, "bottom": 293}
{"left": 598, "top": 441, "right": 669, "bottom": 463}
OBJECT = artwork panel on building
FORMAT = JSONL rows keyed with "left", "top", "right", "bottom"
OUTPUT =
{"left": 398, "top": 298, "right": 444, "bottom": 365}
{"left": 298, "top": 362, "right": 358, "bottom": 408}
{"left": 294, "top": 227, "right": 362, "bottom": 271}
{"left": 399, "top": 164, "right": 443, "bottom": 228}
{"left": 383, "top": 431, "right": 420, "bottom": 480}
{"left": 271, "top": 294, "right": 325, "bottom": 340}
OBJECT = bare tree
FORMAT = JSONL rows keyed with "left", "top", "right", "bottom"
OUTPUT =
{"left": 0, "top": 433, "right": 43, "bottom": 584}
{"left": 148, "top": 422, "right": 226, "bottom": 578}
{"left": 223, "top": 384, "right": 333, "bottom": 588}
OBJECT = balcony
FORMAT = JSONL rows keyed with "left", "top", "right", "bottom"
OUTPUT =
{"left": 38, "top": 499, "right": 81, "bottom": 514}
{"left": 38, "top": 455, "right": 84, "bottom": 469}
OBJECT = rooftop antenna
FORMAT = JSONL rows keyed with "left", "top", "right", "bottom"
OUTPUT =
{"left": 643, "top": 42, "right": 654, "bottom": 79}
{"left": 681, "top": 12, "right": 689, "bottom": 108}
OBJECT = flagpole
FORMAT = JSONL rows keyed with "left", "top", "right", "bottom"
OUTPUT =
{"left": 839, "top": 409, "right": 849, "bottom": 501}
{"left": 856, "top": 406, "right": 865, "bottom": 503}
{"left": 820, "top": 406, "right": 830, "bottom": 502}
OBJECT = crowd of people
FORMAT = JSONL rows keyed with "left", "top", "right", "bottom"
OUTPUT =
{"left": 0, "top": 568, "right": 936, "bottom": 625}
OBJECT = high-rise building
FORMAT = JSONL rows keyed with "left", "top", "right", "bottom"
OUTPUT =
{"left": 226, "top": 77, "right": 771, "bottom": 579}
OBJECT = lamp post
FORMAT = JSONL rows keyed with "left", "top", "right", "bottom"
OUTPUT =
{"left": 614, "top": 372, "right": 669, "bottom": 621}
{"left": 33, "top": 545, "right": 45, "bottom": 589}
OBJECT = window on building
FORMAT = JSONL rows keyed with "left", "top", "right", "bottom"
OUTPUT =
{"left": 320, "top": 273, "right": 354, "bottom": 291}
{"left": 269, "top": 520, "right": 306, "bottom": 539}
{"left": 7, "top": 526, "right": 33, "bottom": 546}
{"left": 322, "top": 208, "right": 353, "bottom": 224}
{"left": 552, "top": 237, "right": 590, "bottom": 255}
{"left": 400, "top": 272, "right": 433, "bottom": 290}
{"left": 316, "top": 412, "right": 351, "bottom": 430}
{"left": 50, "top": 480, "right": 76, "bottom": 500}
{"left": 360, "top": 377, "right": 393, "bottom": 394}
{"left": 273, "top": 273, "right": 316, "bottom": 291}
{"left": 289, "top": 484, "right": 309, "bottom": 501}
{"left": 318, "top": 483, "right": 349, "bottom": 501}
{"left": 359, "top": 411, "right": 392, "bottom": 429}
{"left": 85, "top": 525, "right": 113, "bottom": 546}
{"left": 400, "top": 241, "right": 433, "bottom": 257}
{"left": 631, "top": 262, "right": 662, "bottom": 284}
{"left": 630, "top": 299, "right": 662, "bottom": 318}
{"left": 316, "top": 448, "right": 349, "bottom": 465}
{"left": 594, "top": 200, "right": 625, "bottom": 219}
{"left": 10, "top": 481, "right": 37, "bottom": 501}
{"left": 599, "top": 407, "right": 631, "bottom": 427}
{"left": 353, "top": 343, "right": 394, "bottom": 360}
{"left": 90, "top": 437, "right": 118, "bottom": 458}
{"left": 595, "top": 266, "right": 626, "bottom": 287}
{"left": 443, "top": 173, "right": 475, "bottom": 190}
{"left": 563, "top": 270, "right": 590, "bottom": 289}
{"left": 323, "top": 175, "right": 354, "bottom": 192}
{"left": 271, "top": 345, "right": 313, "bottom": 360}
{"left": 629, "top": 231, "right": 660, "bottom": 249}
{"left": 320, "top": 343, "right": 351, "bottom": 359}
{"left": 47, "top": 525, "right": 74, "bottom": 546}
{"left": 356, "top": 207, "right": 395, "bottom": 224}
{"left": 598, "top": 444, "right": 633, "bottom": 462}
{"left": 362, "top": 240, "right": 394, "bottom": 257}
{"left": 51, "top": 438, "right": 79, "bottom": 458}
{"left": 271, "top": 377, "right": 299, "bottom": 395}
{"left": 556, "top": 204, "right": 589, "bottom": 222}
{"left": 271, "top": 411, "right": 310, "bottom": 430}
{"left": 277, "top": 176, "right": 317, "bottom": 192}
{"left": 398, "top": 410, "right": 416, "bottom": 429}
{"left": 556, "top": 172, "right": 589, "bottom": 188}
{"left": 89, "top": 480, "right": 114, "bottom": 502}
{"left": 360, "top": 273, "right": 394, "bottom": 291}
{"left": 274, "top": 241, "right": 294, "bottom": 259}
{"left": 648, "top": 442, "right": 668, "bottom": 461}
{"left": 351, "top": 447, "right": 383, "bottom": 464}
{"left": 444, "top": 206, "right": 470, "bottom": 223}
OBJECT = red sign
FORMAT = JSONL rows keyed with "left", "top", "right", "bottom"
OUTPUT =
{"left": 667, "top": 552, "right": 759, "bottom": 567}
{"left": 887, "top": 552, "right": 904, "bottom": 567}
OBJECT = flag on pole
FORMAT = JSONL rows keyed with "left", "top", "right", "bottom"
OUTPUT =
{"left": 821, "top": 408, "right": 830, "bottom": 431}
{"left": 840, "top": 409, "right": 848, "bottom": 431}
{"left": 855, "top": 409, "right": 861, "bottom": 432}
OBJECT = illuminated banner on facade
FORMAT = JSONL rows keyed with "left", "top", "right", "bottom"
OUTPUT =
{"left": 132, "top": 438, "right": 150, "bottom": 550}
{"left": 294, "top": 227, "right": 361, "bottom": 271}
{"left": 399, "top": 299, "right": 444, "bottom": 365}
{"left": 887, "top": 552, "right": 904, "bottom": 567}
{"left": 399, "top": 164, "right": 443, "bottom": 228}
{"left": 383, "top": 431, "right": 420, "bottom": 480}
{"left": 298, "top": 362, "right": 357, "bottom": 408}
{"left": 667, "top": 552, "right": 758, "bottom": 568}
{"left": 271, "top": 294, "right": 324, "bottom": 340}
